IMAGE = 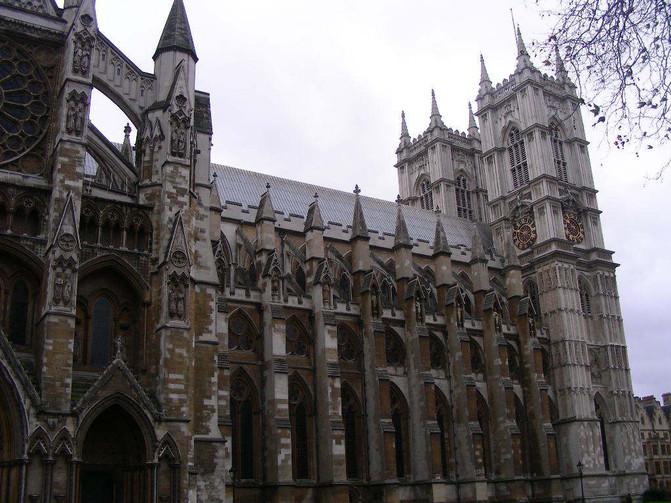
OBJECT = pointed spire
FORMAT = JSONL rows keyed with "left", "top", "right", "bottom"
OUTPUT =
{"left": 555, "top": 44, "right": 569, "bottom": 82}
{"left": 121, "top": 123, "right": 133, "bottom": 163}
{"left": 432, "top": 217, "right": 451, "bottom": 257}
{"left": 504, "top": 233, "right": 520, "bottom": 267}
{"left": 470, "top": 228, "right": 487, "bottom": 262}
{"left": 153, "top": 0, "right": 198, "bottom": 62}
{"left": 428, "top": 89, "right": 446, "bottom": 130}
{"left": 467, "top": 102, "right": 479, "bottom": 138}
{"left": 515, "top": 25, "right": 534, "bottom": 72}
{"left": 398, "top": 110, "right": 411, "bottom": 149}
{"left": 479, "top": 54, "right": 493, "bottom": 95}
{"left": 393, "top": 199, "right": 412, "bottom": 249}
{"left": 351, "top": 185, "right": 369, "bottom": 240}
{"left": 304, "top": 193, "right": 325, "bottom": 232}
{"left": 255, "top": 183, "right": 276, "bottom": 223}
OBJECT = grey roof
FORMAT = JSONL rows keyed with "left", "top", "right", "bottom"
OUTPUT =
{"left": 212, "top": 164, "right": 493, "bottom": 251}
{"left": 153, "top": 0, "right": 198, "bottom": 62}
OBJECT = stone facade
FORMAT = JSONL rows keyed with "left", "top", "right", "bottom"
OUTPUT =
{"left": 636, "top": 395, "right": 671, "bottom": 491}
{"left": 0, "top": 1, "right": 647, "bottom": 502}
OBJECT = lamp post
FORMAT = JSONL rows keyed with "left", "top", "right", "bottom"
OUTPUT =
{"left": 577, "top": 460, "right": 585, "bottom": 503}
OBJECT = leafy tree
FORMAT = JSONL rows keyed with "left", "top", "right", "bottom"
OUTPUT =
{"left": 535, "top": 0, "right": 671, "bottom": 177}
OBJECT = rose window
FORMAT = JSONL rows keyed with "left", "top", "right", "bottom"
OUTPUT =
{"left": 0, "top": 38, "right": 50, "bottom": 165}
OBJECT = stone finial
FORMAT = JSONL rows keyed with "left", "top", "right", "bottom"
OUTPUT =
{"left": 479, "top": 54, "right": 493, "bottom": 95}
{"left": 467, "top": 102, "right": 479, "bottom": 138}
{"left": 433, "top": 217, "right": 451, "bottom": 257}
{"left": 114, "top": 336, "right": 125, "bottom": 361}
{"left": 555, "top": 44, "right": 569, "bottom": 82}
{"left": 121, "top": 123, "right": 134, "bottom": 163}
{"left": 428, "top": 89, "right": 446, "bottom": 130}
{"left": 351, "top": 188, "right": 368, "bottom": 240}
{"left": 515, "top": 25, "right": 535, "bottom": 72}
{"left": 399, "top": 110, "right": 411, "bottom": 149}
{"left": 304, "top": 194, "right": 325, "bottom": 232}
{"left": 153, "top": 0, "right": 198, "bottom": 62}
{"left": 393, "top": 203, "right": 412, "bottom": 249}
{"left": 255, "top": 185, "right": 276, "bottom": 223}
{"left": 470, "top": 228, "right": 487, "bottom": 262}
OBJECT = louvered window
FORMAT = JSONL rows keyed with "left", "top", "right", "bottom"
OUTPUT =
{"left": 551, "top": 125, "right": 568, "bottom": 182}
{"left": 455, "top": 175, "right": 473, "bottom": 220}
{"left": 419, "top": 178, "right": 433, "bottom": 210}
{"left": 508, "top": 128, "right": 529, "bottom": 189}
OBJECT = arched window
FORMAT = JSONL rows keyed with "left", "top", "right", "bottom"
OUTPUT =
{"left": 380, "top": 280, "right": 397, "bottom": 309}
{"left": 455, "top": 175, "right": 473, "bottom": 220}
{"left": 289, "top": 378, "right": 313, "bottom": 480}
{"left": 294, "top": 265, "right": 306, "bottom": 293}
{"left": 230, "top": 373, "right": 260, "bottom": 480}
{"left": 508, "top": 127, "right": 529, "bottom": 189}
{"left": 341, "top": 384, "right": 364, "bottom": 479}
{"left": 286, "top": 318, "right": 310, "bottom": 357}
{"left": 8, "top": 280, "right": 30, "bottom": 346}
{"left": 390, "top": 384, "right": 410, "bottom": 478}
{"left": 595, "top": 398, "right": 610, "bottom": 470}
{"left": 435, "top": 389, "right": 451, "bottom": 478}
{"left": 228, "top": 310, "right": 258, "bottom": 354}
{"left": 338, "top": 273, "right": 352, "bottom": 305}
{"left": 12, "top": 203, "right": 40, "bottom": 236}
{"left": 90, "top": 296, "right": 113, "bottom": 368}
{"left": 578, "top": 278, "right": 592, "bottom": 314}
{"left": 429, "top": 334, "right": 446, "bottom": 370}
{"left": 337, "top": 324, "right": 361, "bottom": 364}
{"left": 507, "top": 346, "right": 521, "bottom": 382}
{"left": 80, "top": 211, "right": 98, "bottom": 245}
{"left": 470, "top": 340, "right": 484, "bottom": 375}
{"left": 419, "top": 177, "right": 433, "bottom": 210}
{"left": 551, "top": 124, "right": 568, "bottom": 182}
{"left": 385, "top": 329, "right": 406, "bottom": 367}
{"left": 100, "top": 211, "right": 123, "bottom": 248}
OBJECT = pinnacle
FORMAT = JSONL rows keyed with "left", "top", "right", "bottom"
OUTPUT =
{"left": 479, "top": 54, "right": 491, "bottom": 84}
{"left": 304, "top": 194, "right": 325, "bottom": 232}
{"left": 428, "top": 89, "right": 446, "bottom": 130}
{"left": 433, "top": 217, "right": 451, "bottom": 256}
{"left": 153, "top": 0, "right": 198, "bottom": 62}
{"left": 470, "top": 228, "right": 486, "bottom": 262}
{"left": 393, "top": 203, "right": 412, "bottom": 249}
{"left": 351, "top": 188, "right": 369, "bottom": 240}
{"left": 515, "top": 25, "right": 535, "bottom": 72}
{"left": 255, "top": 185, "right": 276, "bottom": 223}
{"left": 400, "top": 110, "right": 409, "bottom": 138}
{"left": 468, "top": 102, "right": 479, "bottom": 137}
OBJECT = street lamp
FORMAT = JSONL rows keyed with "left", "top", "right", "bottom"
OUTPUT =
{"left": 577, "top": 460, "right": 585, "bottom": 503}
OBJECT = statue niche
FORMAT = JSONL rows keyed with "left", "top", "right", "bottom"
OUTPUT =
{"left": 169, "top": 94, "right": 191, "bottom": 159}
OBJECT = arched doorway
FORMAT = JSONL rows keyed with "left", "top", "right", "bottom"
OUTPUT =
{"left": 79, "top": 405, "right": 150, "bottom": 503}
{"left": 0, "top": 369, "right": 25, "bottom": 503}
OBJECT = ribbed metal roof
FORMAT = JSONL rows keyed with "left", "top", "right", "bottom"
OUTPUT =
{"left": 212, "top": 164, "right": 493, "bottom": 251}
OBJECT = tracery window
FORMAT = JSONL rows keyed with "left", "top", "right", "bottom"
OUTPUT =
{"left": 429, "top": 334, "right": 446, "bottom": 370}
{"left": 7, "top": 280, "right": 30, "bottom": 346}
{"left": 228, "top": 311, "right": 258, "bottom": 353}
{"left": 286, "top": 318, "right": 310, "bottom": 357}
{"left": 341, "top": 384, "right": 364, "bottom": 479}
{"left": 11, "top": 202, "right": 41, "bottom": 236}
{"left": 551, "top": 124, "right": 568, "bottom": 182}
{"left": 230, "top": 373, "right": 259, "bottom": 480}
{"left": 419, "top": 177, "right": 433, "bottom": 210}
{"left": 508, "top": 127, "right": 529, "bottom": 189}
{"left": 455, "top": 175, "right": 473, "bottom": 220}
{"left": 385, "top": 329, "right": 406, "bottom": 367}
{"left": 380, "top": 280, "right": 397, "bottom": 309}
{"left": 89, "top": 296, "right": 113, "bottom": 368}
{"left": 578, "top": 278, "right": 592, "bottom": 314}
{"left": 337, "top": 324, "right": 361, "bottom": 363}
{"left": 390, "top": 384, "right": 410, "bottom": 478}
{"left": 289, "top": 378, "right": 313, "bottom": 480}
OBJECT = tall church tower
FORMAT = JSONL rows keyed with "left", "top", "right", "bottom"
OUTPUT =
{"left": 475, "top": 27, "right": 646, "bottom": 498}
{"left": 395, "top": 92, "right": 487, "bottom": 221}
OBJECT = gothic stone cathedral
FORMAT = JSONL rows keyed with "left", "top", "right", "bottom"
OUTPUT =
{"left": 0, "top": 0, "right": 647, "bottom": 502}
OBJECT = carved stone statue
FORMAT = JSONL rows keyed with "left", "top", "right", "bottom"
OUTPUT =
{"left": 66, "top": 91, "right": 88, "bottom": 137}
{"left": 72, "top": 29, "right": 94, "bottom": 76}
{"left": 493, "top": 310, "right": 503, "bottom": 334}
{"left": 170, "top": 119, "right": 188, "bottom": 158}
{"left": 415, "top": 296, "right": 425, "bottom": 324}
{"left": 371, "top": 292, "right": 380, "bottom": 319}
{"left": 53, "top": 272, "right": 63, "bottom": 305}
{"left": 168, "top": 277, "right": 187, "bottom": 321}
{"left": 456, "top": 300, "right": 465, "bottom": 328}
{"left": 271, "top": 274, "right": 281, "bottom": 302}
{"left": 322, "top": 283, "right": 331, "bottom": 309}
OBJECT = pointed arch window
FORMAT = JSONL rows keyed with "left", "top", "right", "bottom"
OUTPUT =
{"left": 90, "top": 296, "right": 113, "bottom": 368}
{"left": 390, "top": 384, "right": 410, "bottom": 478}
{"left": 337, "top": 273, "right": 352, "bottom": 305}
{"left": 578, "top": 278, "right": 592, "bottom": 314}
{"left": 341, "top": 384, "right": 364, "bottom": 479}
{"left": 551, "top": 124, "right": 568, "bottom": 182}
{"left": 8, "top": 280, "right": 30, "bottom": 346}
{"left": 419, "top": 177, "right": 433, "bottom": 210}
{"left": 455, "top": 175, "right": 474, "bottom": 220}
{"left": 337, "top": 324, "right": 361, "bottom": 363}
{"left": 385, "top": 329, "right": 406, "bottom": 367}
{"left": 230, "top": 374, "right": 260, "bottom": 480}
{"left": 228, "top": 311, "right": 258, "bottom": 354}
{"left": 289, "top": 378, "right": 313, "bottom": 480}
{"left": 508, "top": 127, "right": 529, "bottom": 189}
{"left": 286, "top": 318, "right": 310, "bottom": 357}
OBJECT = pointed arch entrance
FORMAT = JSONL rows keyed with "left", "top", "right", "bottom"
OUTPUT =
{"left": 78, "top": 404, "right": 152, "bottom": 503}
{"left": 0, "top": 366, "right": 26, "bottom": 503}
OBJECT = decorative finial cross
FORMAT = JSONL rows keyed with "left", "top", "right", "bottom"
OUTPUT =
{"left": 314, "top": 192, "right": 319, "bottom": 199}
{"left": 353, "top": 184, "right": 361, "bottom": 195}
{"left": 124, "top": 123, "right": 132, "bottom": 136}
{"left": 434, "top": 205, "right": 441, "bottom": 214}
{"left": 114, "top": 336, "right": 125, "bottom": 361}
{"left": 266, "top": 182, "right": 271, "bottom": 190}
{"left": 396, "top": 194, "right": 402, "bottom": 205}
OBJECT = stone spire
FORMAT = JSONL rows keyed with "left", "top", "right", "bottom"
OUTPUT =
{"left": 121, "top": 123, "right": 133, "bottom": 163}
{"left": 479, "top": 54, "right": 493, "bottom": 95}
{"left": 398, "top": 110, "right": 411, "bottom": 149}
{"left": 255, "top": 183, "right": 276, "bottom": 223}
{"left": 515, "top": 25, "right": 534, "bottom": 72}
{"left": 153, "top": 0, "right": 198, "bottom": 62}
{"left": 393, "top": 198, "right": 412, "bottom": 249}
{"left": 304, "top": 193, "right": 325, "bottom": 232}
{"left": 555, "top": 44, "right": 569, "bottom": 82}
{"left": 467, "top": 102, "right": 479, "bottom": 138}
{"left": 428, "top": 89, "right": 446, "bottom": 130}
{"left": 351, "top": 185, "right": 369, "bottom": 240}
{"left": 432, "top": 217, "right": 451, "bottom": 257}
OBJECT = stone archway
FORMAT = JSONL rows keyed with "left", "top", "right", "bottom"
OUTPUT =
{"left": 79, "top": 404, "right": 150, "bottom": 503}
{"left": 0, "top": 366, "right": 26, "bottom": 503}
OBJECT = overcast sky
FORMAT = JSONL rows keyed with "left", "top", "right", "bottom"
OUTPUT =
{"left": 78, "top": 0, "right": 671, "bottom": 400}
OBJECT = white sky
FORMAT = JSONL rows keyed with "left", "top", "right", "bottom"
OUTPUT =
{"left": 77, "top": 0, "right": 671, "bottom": 400}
